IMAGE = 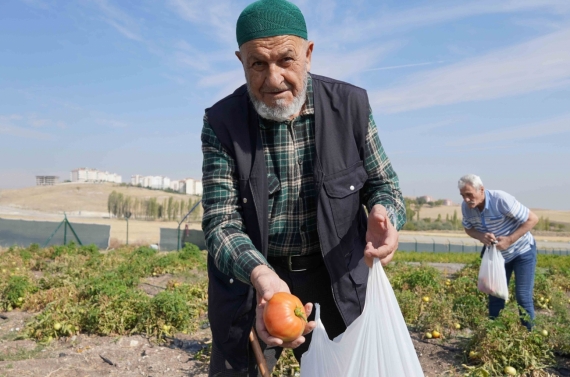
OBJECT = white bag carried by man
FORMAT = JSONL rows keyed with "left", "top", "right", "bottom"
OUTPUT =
{"left": 300, "top": 259, "right": 424, "bottom": 377}
{"left": 477, "top": 244, "right": 509, "bottom": 300}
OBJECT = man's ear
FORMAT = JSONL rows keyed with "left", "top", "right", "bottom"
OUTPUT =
{"left": 305, "top": 41, "right": 314, "bottom": 72}
{"left": 235, "top": 50, "right": 243, "bottom": 65}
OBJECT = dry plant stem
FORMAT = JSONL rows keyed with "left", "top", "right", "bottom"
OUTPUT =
{"left": 250, "top": 329, "right": 271, "bottom": 377}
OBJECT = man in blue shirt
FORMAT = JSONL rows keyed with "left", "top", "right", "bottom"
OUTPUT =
{"left": 459, "top": 174, "right": 538, "bottom": 329}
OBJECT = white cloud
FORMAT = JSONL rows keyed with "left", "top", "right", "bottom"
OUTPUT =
{"left": 0, "top": 123, "right": 53, "bottom": 140}
{"left": 365, "top": 61, "right": 445, "bottom": 72}
{"left": 370, "top": 29, "right": 570, "bottom": 113}
{"left": 0, "top": 114, "right": 65, "bottom": 135}
{"left": 318, "top": 0, "right": 570, "bottom": 44}
{"left": 448, "top": 115, "right": 570, "bottom": 147}
{"left": 312, "top": 42, "right": 399, "bottom": 80}
{"left": 167, "top": 0, "right": 238, "bottom": 46}
{"left": 91, "top": 0, "right": 143, "bottom": 42}
{"left": 97, "top": 119, "right": 129, "bottom": 128}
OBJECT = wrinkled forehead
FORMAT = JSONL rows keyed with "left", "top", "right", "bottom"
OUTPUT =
{"left": 460, "top": 184, "right": 482, "bottom": 195}
{"left": 241, "top": 35, "right": 305, "bottom": 56}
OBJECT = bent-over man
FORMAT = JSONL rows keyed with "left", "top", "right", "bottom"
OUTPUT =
{"left": 202, "top": 1, "right": 406, "bottom": 375}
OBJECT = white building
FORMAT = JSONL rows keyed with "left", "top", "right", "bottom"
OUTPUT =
{"left": 161, "top": 177, "right": 171, "bottom": 190}
{"left": 170, "top": 180, "right": 179, "bottom": 191}
{"left": 71, "top": 168, "right": 121, "bottom": 183}
{"left": 131, "top": 175, "right": 143, "bottom": 185}
{"left": 179, "top": 178, "right": 202, "bottom": 195}
{"left": 36, "top": 176, "right": 59, "bottom": 186}
{"left": 194, "top": 180, "right": 203, "bottom": 195}
{"left": 180, "top": 178, "right": 195, "bottom": 195}
{"left": 150, "top": 176, "right": 162, "bottom": 189}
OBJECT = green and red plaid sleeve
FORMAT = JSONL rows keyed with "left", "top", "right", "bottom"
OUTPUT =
{"left": 201, "top": 117, "right": 269, "bottom": 285}
{"left": 362, "top": 110, "right": 407, "bottom": 230}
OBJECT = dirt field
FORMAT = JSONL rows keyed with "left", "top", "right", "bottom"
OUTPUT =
{"left": 0, "top": 183, "right": 199, "bottom": 215}
{"left": 1, "top": 265, "right": 568, "bottom": 377}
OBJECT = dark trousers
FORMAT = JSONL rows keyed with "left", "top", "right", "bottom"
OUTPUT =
{"left": 208, "top": 262, "right": 347, "bottom": 377}
{"left": 488, "top": 243, "right": 537, "bottom": 330}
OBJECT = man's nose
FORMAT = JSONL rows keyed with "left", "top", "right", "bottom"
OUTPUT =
{"left": 266, "top": 64, "right": 284, "bottom": 88}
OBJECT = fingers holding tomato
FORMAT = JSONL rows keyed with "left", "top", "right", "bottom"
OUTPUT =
{"left": 256, "top": 292, "right": 316, "bottom": 348}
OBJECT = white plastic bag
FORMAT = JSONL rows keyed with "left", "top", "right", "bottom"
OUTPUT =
{"left": 477, "top": 245, "right": 509, "bottom": 300}
{"left": 300, "top": 259, "right": 424, "bottom": 377}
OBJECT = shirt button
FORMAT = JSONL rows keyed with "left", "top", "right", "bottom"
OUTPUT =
{"left": 243, "top": 198, "right": 247, "bottom": 204}
{"left": 229, "top": 278, "right": 234, "bottom": 284}
{"left": 350, "top": 185, "right": 355, "bottom": 191}
{"left": 298, "top": 159, "right": 303, "bottom": 165}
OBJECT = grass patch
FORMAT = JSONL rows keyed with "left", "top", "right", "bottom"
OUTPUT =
{"left": 0, "top": 345, "right": 45, "bottom": 362}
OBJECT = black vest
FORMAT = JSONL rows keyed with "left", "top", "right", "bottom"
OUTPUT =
{"left": 205, "top": 74, "right": 370, "bottom": 371}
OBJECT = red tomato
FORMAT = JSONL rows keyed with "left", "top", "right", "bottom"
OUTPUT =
{"left": 263, "top": 292, "right": 307, "bottom": 342}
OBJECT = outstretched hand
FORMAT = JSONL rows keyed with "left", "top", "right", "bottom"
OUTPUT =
{"left": 250, "top": 265, "right": 316, "bottom": 348}
{"left": 365, "top": 204, "right": 398, "bottom": 267}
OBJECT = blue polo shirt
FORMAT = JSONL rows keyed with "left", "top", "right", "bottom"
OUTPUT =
{"left": 462, "top": 190, "right": 534, "bottom": 263}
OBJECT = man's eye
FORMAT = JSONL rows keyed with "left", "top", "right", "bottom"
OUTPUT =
{"left": 252, "top": 61, "right": 264, "bottom": 67}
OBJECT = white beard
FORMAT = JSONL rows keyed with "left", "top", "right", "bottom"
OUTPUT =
{"left": 247, "top": 72, "right": 308, "bottom": 122}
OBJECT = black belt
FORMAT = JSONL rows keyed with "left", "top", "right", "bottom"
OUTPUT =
{"left": 267, "top": 253, "right": 324, "bottom": 272}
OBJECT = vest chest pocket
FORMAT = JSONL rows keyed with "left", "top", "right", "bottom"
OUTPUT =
{"left": 323, "top": 162, "right": 368, "bottom": 238}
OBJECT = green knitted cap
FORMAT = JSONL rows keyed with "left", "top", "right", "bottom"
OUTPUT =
{"left": 236, "top": 0, "right": 307, "bottom": 47}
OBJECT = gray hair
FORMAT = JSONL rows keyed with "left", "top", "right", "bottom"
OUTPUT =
{"left": 458, "top": 174, "right": 484, "bottom": 190}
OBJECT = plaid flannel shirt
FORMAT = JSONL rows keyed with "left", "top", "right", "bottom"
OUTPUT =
{"left": 202, "top": 75, "right": 405, "bottom": 285}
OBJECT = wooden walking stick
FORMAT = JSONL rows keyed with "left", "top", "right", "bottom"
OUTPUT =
{"left": 250, "top": 329, "right": 271, "bottom": 377}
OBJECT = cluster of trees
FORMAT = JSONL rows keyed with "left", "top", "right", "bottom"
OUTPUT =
{"left": 404, "top": 197, "right": 449, "bottom": 222}
{"left": 403, "top": 211, "right": 462, "bottom": 231}
{"left": 107, "top": 191, "right": 202, "bottom": 221}
{"left": 403, "top": 197, "right": 461, "bottom": 231}
{"left": 536, "top": 217, "right": 567, "bottom": 232}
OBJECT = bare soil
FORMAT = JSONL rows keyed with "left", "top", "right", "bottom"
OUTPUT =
{"left": 2, "top": 311, "right": 568, "bottom": 376}
{"left": 2, "top": 275, "right": 569, "bottom": 376}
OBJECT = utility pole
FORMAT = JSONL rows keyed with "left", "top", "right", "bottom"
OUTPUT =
{"left": 125, "top": 211, "right": 132, "bottom": 245}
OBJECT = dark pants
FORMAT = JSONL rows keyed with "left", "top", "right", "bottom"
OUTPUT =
{"left": 208, "top": 262, "right": 347, "bottom": 377}
{"left": 488, "top": 243, "right": 537, "bottom": 330}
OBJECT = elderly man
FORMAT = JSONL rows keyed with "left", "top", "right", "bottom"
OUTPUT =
{"left": 458, "top": 174, "right": 538, "bottom": 329}
{"left": 201, "top": 0, "right": 406, "bottom": 375}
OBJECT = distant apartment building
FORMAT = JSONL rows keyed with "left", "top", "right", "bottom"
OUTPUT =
{"left": 36, "top": 175, "right": 59, "bottom": 186}
{"left": 179, "top": 178, "right": 203, "bottom": 195}
{"left": 131, "top": 173, "right": 201, "bottom": 194}
{"left": 71, "top": 168, "right": 122, "bottom": 183}
{"left": 131, "top": 175, "right": 143, "bottom": 186}
{"left": 443, "top": 199, "right": 453, "bottom": 206}
{"left": 195, "top": 180, "right": 203, "bottom": 195}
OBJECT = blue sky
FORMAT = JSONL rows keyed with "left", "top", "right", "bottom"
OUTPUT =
{"left": 1, "top": 0, "right": 569, "bottom": 210}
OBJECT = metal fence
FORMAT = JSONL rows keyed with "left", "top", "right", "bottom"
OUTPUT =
{"left": 159, "top": 228, "right": 206, "bottom": 252}
{"left": 0, "top": 217, "right": 111, "bottom": 250}
{"left": 156, "top": 230, "right": 570, "bottom": 256}
{"left": 399, "top": 239, "right": 570, "bottom": 256}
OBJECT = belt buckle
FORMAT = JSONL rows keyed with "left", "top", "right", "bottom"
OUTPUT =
{"left": 288, "top": 255, "right": 307, "bottom": 272}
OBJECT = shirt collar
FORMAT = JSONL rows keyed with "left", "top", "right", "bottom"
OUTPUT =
{"left": 481, "top": 190, "right": 490, "bottom": 212}
{"left": 258, "top": 74, "right": 314, "bottom": 129}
